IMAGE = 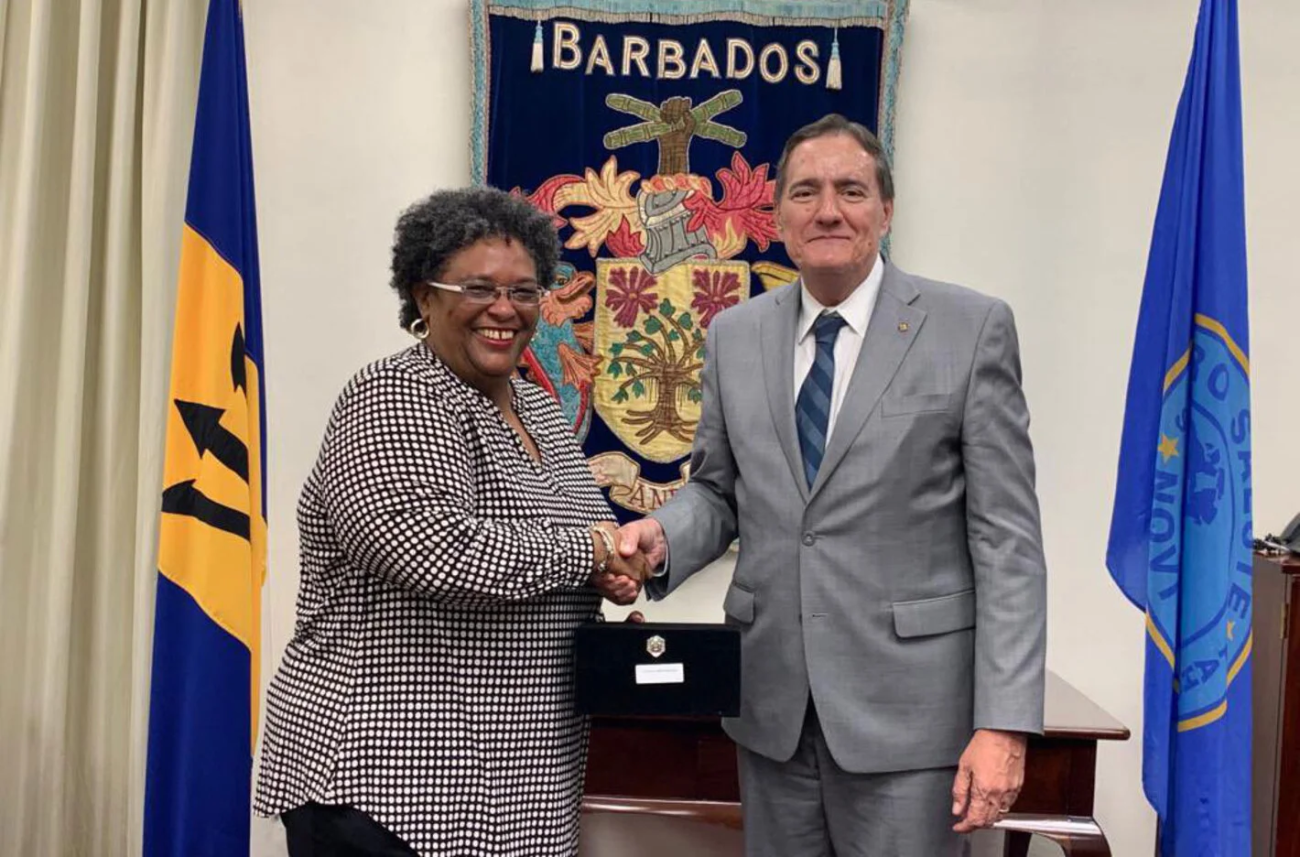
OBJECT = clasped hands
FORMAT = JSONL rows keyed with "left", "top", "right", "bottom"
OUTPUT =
{"left": 588, "top": 522, "right": 649, "bottom": 605}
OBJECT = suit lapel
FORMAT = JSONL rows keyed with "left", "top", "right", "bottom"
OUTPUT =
{"left": 809, "top": 264, "right": 926, "bottom": 501}
{"left": 761, "top": 284, "right": 809, "bottom": 503}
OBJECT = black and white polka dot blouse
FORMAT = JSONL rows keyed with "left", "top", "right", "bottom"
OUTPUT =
{"left": 254, "top": 343, "right": 613, "bottom": 856}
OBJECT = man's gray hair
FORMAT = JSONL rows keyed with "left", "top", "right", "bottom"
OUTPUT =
{"left": 773, "top": 113, "right": 894, "bottom": 203}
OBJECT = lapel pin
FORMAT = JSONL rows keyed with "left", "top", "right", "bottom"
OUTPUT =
{"left": 898, "top": 322, "right": 910, "bottom": 332}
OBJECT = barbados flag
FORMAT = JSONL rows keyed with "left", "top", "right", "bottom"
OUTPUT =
{"left": 143, "top": 1, "right": 266, "bottom": 854}
{"left": 1106, "top": 0, "right": 1251, "bottom": 853}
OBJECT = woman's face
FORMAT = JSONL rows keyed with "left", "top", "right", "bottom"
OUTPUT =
{"left": 414, "top": 237, "right": 540, "bottom": 394}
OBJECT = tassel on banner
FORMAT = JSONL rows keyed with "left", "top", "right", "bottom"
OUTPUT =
{"left": 827, "top": 28, "right": 842, "bottom": 90}
{"left": 531, "top": 21, "right": 544, "bottom": 73}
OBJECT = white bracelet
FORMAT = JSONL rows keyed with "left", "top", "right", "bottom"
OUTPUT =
{"left": 591, "top": 524, "right": 616, "bottom": 574}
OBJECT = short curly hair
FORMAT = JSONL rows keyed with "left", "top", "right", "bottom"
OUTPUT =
{"left": 390, "top": 186, "right": 560, "bottom": 328}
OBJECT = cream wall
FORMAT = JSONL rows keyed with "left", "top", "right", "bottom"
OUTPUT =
{"left": 243, "top": 2, "right": 1300, "bottom": 856}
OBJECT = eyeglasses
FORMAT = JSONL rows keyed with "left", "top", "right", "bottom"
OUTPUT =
{"left": 425, "top": 280, "right": 545, "bottom": 306}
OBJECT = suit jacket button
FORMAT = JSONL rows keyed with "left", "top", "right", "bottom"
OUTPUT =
{"left": 802, "top": 532, "right": 816, "bottom": 546}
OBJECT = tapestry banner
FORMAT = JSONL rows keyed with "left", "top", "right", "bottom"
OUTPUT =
{"left": 470, "top": 0, "right": 908, "bottom": 518}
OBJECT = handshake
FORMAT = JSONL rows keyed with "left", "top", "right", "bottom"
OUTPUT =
{"left": 587, "top": 520, "right": 668, "bottom": 606}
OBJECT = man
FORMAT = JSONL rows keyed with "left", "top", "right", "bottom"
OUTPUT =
{"left": 617, "top": 113, "right": 1047, "bottom": 855}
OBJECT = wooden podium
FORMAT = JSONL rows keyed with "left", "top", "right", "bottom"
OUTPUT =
{"left": 583, "top": 671, "right": 1129, "bottom": 856}
{"left": 1254, "top": 550, "right": 1300, "bottom": 857}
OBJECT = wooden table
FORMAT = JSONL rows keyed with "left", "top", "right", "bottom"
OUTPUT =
{"left": 996, "top": 672, "right": 1131, "bottom": 856}
{"left": 585, "top": 671, "right": 1130, "bottom": 856}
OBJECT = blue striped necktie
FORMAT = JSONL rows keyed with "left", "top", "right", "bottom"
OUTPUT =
{"left": 796, "top": 312, "right": 847, "bottom": 488}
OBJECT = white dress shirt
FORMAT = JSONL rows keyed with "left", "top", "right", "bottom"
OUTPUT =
{"left": 793, "top": 255, "right": 884, "bottom": 445}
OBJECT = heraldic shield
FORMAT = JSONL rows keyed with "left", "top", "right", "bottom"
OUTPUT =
{"left": 594, "top": 257, "right": 748, "bottom": 464}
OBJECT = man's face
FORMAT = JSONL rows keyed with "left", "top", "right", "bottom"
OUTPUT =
{"left": 776, "top": 133, "right": 893, "bottom": 290}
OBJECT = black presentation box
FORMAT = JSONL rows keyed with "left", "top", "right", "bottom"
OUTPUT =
{"left": 574, "top": 621, "right": 741, "bottom": 717}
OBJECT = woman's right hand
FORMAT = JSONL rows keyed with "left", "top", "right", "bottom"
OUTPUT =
{"left": 590, "top": 571, "right": 640, "bottom": 605}
{"left": 590, "top": 523, "right": 647, "bottom": 604}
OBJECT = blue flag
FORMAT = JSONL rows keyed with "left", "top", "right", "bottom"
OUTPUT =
{"left": 1106, "top": 0, "right": 1251, "bottom": 853}
{"left": 143, "top": 1, "right": 267, "bottom": 854}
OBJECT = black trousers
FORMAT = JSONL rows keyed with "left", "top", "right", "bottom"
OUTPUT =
{"left": 282, "top": 802, "right": 417, "bottom": 857}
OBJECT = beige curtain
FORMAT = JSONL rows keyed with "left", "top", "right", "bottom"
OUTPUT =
{"left": 0, "top": 0, "right": 206, "bottom": 853}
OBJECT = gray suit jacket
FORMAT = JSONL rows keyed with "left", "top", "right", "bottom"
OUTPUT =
{"left": 648, "top": 262, "right": 1047, "bottom": 774}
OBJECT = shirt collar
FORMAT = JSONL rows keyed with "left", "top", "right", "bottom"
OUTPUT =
{"left": 797, "top": 254, "right": 884, "bottom": 343}
{"left": 411, "top": 341, "right": 529, "bottom": 414}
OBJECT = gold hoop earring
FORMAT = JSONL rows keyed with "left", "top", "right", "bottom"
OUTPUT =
{"left": 408, "top": 316, "right": 430, "bottom": 340}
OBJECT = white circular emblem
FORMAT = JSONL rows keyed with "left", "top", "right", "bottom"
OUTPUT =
{"left": 646, "top": 635, "right": 666, "bottom": 658}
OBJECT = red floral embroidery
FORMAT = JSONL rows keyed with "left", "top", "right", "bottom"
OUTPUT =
{"left": 605, "top": 267, "right": 659, "bottom": 327}
{"left": 691, "top": 269, "right": 743, "bottom": 328}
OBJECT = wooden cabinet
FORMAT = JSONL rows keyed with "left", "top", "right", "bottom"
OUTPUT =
{"left": 1254, "top": 551, "right": 1300, "bottom": 857}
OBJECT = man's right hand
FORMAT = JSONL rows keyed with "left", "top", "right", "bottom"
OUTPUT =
{"left": 589, "top": 523, "right": 647, "bottom": 606}
{"left": 616, "top": 518, "right": 667, "bottom": 571}
{"left": 605, "top": 544, "right": 650, "bottom": 582}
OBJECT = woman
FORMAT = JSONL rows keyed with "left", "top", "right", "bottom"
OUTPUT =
{"left": 254, "top": 187, "right": 646, "bottom": 856}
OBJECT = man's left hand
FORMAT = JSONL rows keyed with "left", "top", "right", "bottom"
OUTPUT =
{"left": 950, "top": 728, "right": 1027, "bottom": 832}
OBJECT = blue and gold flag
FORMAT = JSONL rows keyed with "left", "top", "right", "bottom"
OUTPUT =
{"left": 1106, "top": 1, "right": 1251, "bottom": 853}
{"left": 143, "top": 1, "right": 266, "bottom": 854}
